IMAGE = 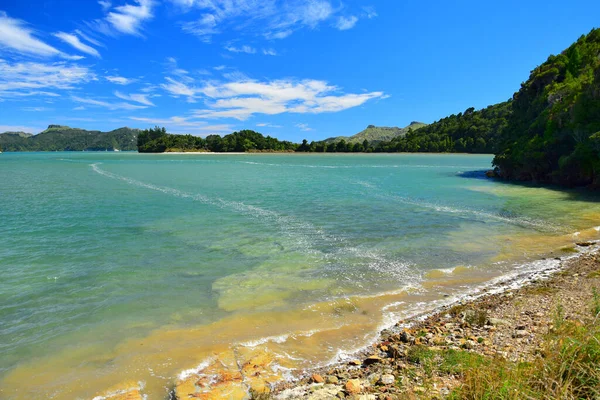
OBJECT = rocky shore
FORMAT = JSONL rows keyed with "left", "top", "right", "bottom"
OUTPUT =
{"left": 98, "top": 242, "right": 599, "bottom": 400}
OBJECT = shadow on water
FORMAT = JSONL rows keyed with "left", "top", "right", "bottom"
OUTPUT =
{"left": 457, "top": 170, "right": 600, "bottom": 203}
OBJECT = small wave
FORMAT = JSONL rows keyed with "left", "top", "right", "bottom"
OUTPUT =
{"left": 239, "top": 334, "right": 290, "bottom": 348}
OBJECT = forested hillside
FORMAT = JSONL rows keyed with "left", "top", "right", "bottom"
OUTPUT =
{"left": 494, "top": 28, "right": 600, "bottom": 186}
{"left": 0, "top": 125, "right": 139, "bottom": 151}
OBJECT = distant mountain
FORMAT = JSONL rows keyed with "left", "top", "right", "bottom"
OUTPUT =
{"left": 324, "top": 121, "right": 427, "bottom": 144}
{"left": 0, "top": 125, "right": 140, "bottom": 152}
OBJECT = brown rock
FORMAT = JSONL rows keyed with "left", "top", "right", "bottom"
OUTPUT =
{"left": 345, "top": 379, "right": 362, "bottom": 394}
{"left": 312, "top": 373, "right": 325, "bottom": 383}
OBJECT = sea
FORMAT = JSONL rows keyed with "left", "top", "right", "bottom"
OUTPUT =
{"left": 1, "top": 152, "right": 599, "bottom": 399}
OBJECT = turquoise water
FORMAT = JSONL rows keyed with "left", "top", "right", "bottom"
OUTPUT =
{"left": 1, "top": 152, "right": 599, "bottom": 399}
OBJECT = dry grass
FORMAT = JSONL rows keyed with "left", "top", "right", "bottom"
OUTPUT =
{"left": 449, "top": 293, "right": 600, "bottom": 400}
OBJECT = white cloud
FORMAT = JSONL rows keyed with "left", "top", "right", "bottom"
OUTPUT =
{"left": 74, "top": 30, "right": 104, "bottom": 47}
{"left": 262, "top": 48, "right": 277, "bottom": 56}
{"left": 225, "top": 45, "right": 256, "bottom": 54}
{"left": 21, "top": 106, "right": 52, "bottom": 112}
{"left": 99, "top": 0, "right": 112, "bottom": 11}
{"left": 114, "top": 90, "right": 155, "bottom": 106}
{"left": 161, "top": 77, "right": 197, "bottom": 100}
{"left": 295, "top": 123, "right": 313, "bottom": 131}
{"left": 335, "top": 15, "right": 358, "bottom": 30}
{"left": 53, "top": 32, "right": 101, "bottom": 58}
{"left": 88, "top": 0, "right": 154, "bottom": 36}
{"left": 362, "top": 6, "right": 377, "bottom": 19}
{"left": 73, "top": 106, "right": 86, "bottom": 110}
{"left": 72, "top": 95, "right": 148, "bottom": 110}
{"left": 0, "top": 12, "right": 80, "bottom": 59}
{"left": 105, "top": 75, "right": 136, "bottom": 85}
{"left": 0, "top": 59, "right": 95, "bottom": 98}
{"left": 106, "top": 0, "right": 154, "bottom": 35}
{"left": 0, "top": 125, "right": 42, "bottom": 134}
{"left": 257, "top": 122, "right": 282, "bottom": 128}
{"left": 129, "top": 116, "right": 233, "bottom": 135}
{"left": 160, "top": 76, "right": 385, "bottom": 120}
{"left": 176, "top": 0, "right": 343, "bottom": 41}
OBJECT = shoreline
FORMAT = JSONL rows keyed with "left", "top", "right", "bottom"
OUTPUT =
{"left": 96, "top": 241, "right": 600, "bottom": 399}
{"left": 272, "top": 241, "right": 600, "bottom": 399}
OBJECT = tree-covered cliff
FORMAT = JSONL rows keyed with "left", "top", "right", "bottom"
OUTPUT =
{"left": 493, "top": 28, "right": 600, "bottom": 186}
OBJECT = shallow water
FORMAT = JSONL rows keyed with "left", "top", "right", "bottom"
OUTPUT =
{"left": 0, "top": 152, "right": 598, "bottom": 399}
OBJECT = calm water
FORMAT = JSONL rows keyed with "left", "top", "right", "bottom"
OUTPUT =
{"left": 1, "top": 152, "right": 598, "bottom": 399}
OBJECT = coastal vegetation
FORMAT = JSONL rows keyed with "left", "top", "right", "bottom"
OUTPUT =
{"left": 137, "top": 126, "right": 297, "bottom": 153}
{"left": 0, "top": 125, "right": 138, "bottom": 151}
{"left": 493, "top": 28, "right": 600, "bottom": 186}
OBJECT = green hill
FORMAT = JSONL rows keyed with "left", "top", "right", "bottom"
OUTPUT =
{"left": 324, "top": 121, "right": 427, "bottom": 145}
{"left": 0, "top": 125, "right": 140, "bottom": 152}
{"left": 493, "top": 28, "right": 600, "bottom": 187}
{"left": 375, "top": 101, "right": 512, "bottom": 153}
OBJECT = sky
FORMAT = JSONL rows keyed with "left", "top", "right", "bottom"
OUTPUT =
{"left": 0, "top": 0, "right": 599, "bottom": 142}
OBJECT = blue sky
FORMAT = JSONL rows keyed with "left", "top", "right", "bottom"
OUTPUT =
{"left": 0, "top": 0, "right": 598, "bottom": 141}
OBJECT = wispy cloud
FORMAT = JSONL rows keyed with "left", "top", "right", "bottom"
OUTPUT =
{"left": 225, "top": 45, "right": 256, "bottom": 54}
{"left": 114, "top": 90, "right": 156, "bottom": 106}
{"left": 21, "top": 106, "right": 53, "bottom": 112}
{"left": 105, "top": 75, "right": 136, "bottom": 85}
{"left": 262, "top": 48, "right": 277, "bottom": 56}
{"left": 0, "top": 59, "right": 95, "bottom": 98}
{"left": 129, "top": 116, "right": 233, "bottom": 135}
{"left": 158, "top": 74, "right": 385, "bottom": 119}
{"left": 335, "top": 15, "right": 358, "bottom": 31}
{"left": 53, "top": 32, "right": 101, "bottom": 58}
{"left": 0, "top": 11, "right": 81, "bottom": 59}
{"left": 257, "top": 122, "right": 282, "bottom": 128}
{"left": 107, "top": 0, "right": 154, "bottom": 35}
{"left": 88, "top": 0, "right": 155, "bottom": 36}
{"left": 72, "top": 95, "right": 148, "bottom": 110}
{"left": 0, "top": 125, "right": 42, "bottom": 134}
{"left": 175, "top": 0, "right": 359, "bottom": 42}
{"left": 98, "top": 0, "right": 112, "bottom": 11}
{"left": 295, "top": 123, "right": 313, "bottom": 131}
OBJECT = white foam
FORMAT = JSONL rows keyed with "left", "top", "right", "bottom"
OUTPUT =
{"left": 177, "top": 357, "right": 213, "bottom": 381}
{"left": 239, "top": 334, "right": 290, "bottom": 347}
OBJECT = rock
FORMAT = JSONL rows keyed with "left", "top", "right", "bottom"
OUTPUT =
{"left": 379, "top": 374, "right": 395, "bottom": 385}
{"left": 485, "top": 169, "right": 497, "bottom": 178}
{"left": 366, "top": 373, "right": 380, "bottom": 385}
{"left": 364, "top": 355, "right": 382, "bottom": 365}
{"left": 349, "top": 359, "right": 362, "bottom": 366}
{"left": 576, "top": 242, "right": 594, "bottom": 247}
{"left": 399, "top": 331, "right": 413, "bottom": 343}
{"left": 307, "top": 386, "right": 343, "bottom": 400}
{"left": 345, "top": 379, "right": 362, "bottom": 394}
{"left": 312, "top": 374, "right": 325, "bottom": 383}
{"left": 514, "top": 330, "right": 528, "bottom": 338}
{"left": 488, "top": 318, "right": 509, "bottom": 326}
{"left": 337, "top": 392, "right": 346, "bottom": 399}
{"left": 326, "top": 375, "right": 339, "bottom": 384}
